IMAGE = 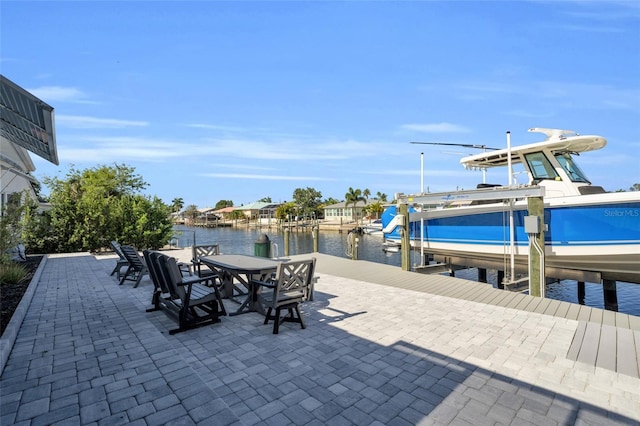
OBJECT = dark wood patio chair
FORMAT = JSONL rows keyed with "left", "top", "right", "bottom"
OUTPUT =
{"left": 156, "top": 254, "right": 226, "bottom": 334}
{"left": 118, "top": 245, "right": 149, "bottom": 288}
{"left": 143, "top": 250, "right": 175, "bottom": 312}
{"left": 191, "top": 244, "right": 221, "bottom": 280}
{"left": 251, "top": 257, "right": 316, "bottom": 334}
{"left": 110, "top": 241, "right": 129, "bottom": 279}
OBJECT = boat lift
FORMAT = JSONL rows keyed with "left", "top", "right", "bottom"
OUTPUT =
{"left": 388, "top": 184, "right": 547, "bottom": 297}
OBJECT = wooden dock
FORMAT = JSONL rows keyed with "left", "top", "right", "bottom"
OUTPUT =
{"left": 291, "top": 252, "right": 640, "bottom": 377}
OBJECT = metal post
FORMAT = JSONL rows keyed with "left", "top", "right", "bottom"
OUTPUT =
{"left": 497, "top": 270, "right": 505, "bottom": 289}
{"left": 478, "top": 268, "right": 487, "bottom": 283}
{"left": 528, "top": 196, "right": 545, "bottom": 297}
{"left": 420, "top": 152, "right": 425, "bottom": 266}
{"left": 400, "top": 203, "right": 411, "bottom": 271}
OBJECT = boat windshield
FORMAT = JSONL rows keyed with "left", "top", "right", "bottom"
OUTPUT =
{"left": 555, "top": 153, "right": 590, "bottom": 183}
{"left": 524, "top": 152, "right": 559, "bottom": 181}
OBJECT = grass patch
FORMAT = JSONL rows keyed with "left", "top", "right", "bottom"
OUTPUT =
{"left": 0, "top": 262, "right": 28, "bottom": 285}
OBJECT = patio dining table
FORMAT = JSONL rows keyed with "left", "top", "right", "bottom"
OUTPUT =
{"left": 199, "top": 254, "right": 282, "bottom": 316}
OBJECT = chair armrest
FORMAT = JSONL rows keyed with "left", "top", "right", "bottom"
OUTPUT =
{"left": 179, "top": 275, "right": 215, "bottom": 287}
{"left": 250, "top": 279, "right": 276, "bottom": 289}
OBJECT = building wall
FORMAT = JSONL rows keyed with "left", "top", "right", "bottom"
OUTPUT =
{"left": 1, "top": 137, "right": 38, "bottom": 211}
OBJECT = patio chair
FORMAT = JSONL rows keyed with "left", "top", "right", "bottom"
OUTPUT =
{"left": 251, "top": 257, "right": 316, "bottom": 334}
{"left": 110, "top": 241, "right": 129, "bottom": 279}
{"left": 118, "top": 245, "right": 149, "bottom": 288}
{"left": 143, "top": 250, "right": 175, "bottom": 312}
{"left": 157, "top": 254, "right": 226, "bottom": 334}
{"left": 191, "top": 244, "right": 221, "bottom": 281}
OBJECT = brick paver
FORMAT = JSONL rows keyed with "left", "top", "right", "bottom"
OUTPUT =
{"left": 1, "top": 251, "right": 638, "bottom": 425}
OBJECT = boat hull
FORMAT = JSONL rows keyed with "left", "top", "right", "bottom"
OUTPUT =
{"left": 383, "top": 193, "right": 640, "bottom": 284}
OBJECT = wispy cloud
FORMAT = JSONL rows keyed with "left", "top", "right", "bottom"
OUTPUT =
{"left": 57, "top": 115, "right": 148, "bottom": 129}
{"left": 184, "top": 123, "right": 249, "bottom": 132}
{"left": 200, "top": 173, "right": 333, "bottom": 181}
{"left": 58, "top": 136, "right": 195, "bottom": 163}
{"left": 455, "top": 80, "right": 640, "bottom": 111}
{"left": 27, "top": 86, "right": 95, "bottom": 104}
{"left": 399, "top": 123, "right": 470, "bottom": 133}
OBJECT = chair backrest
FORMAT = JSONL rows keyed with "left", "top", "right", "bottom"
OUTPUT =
{"left": 143, "top": 250, "right": 169, "bottom": 294}
{"left": 271, "top": 258, "right": 316, "bottom": 307}
{"left": 111, "top": 241, "right": 126, "bottom": 260}
{"left": 159, "top": 255, "right": 188, "bottom": 303}
{"left": 120, "top": 245, "right": 145, "bottom": 269}
{"left": 192, "top": 244, "right": 220, "bottom": 263}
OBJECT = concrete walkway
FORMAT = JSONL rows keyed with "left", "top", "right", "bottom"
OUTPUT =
{"left": 1, "top": 250, "right": 639, "bottom": 425}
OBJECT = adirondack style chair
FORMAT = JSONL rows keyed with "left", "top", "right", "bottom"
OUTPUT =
{"left": 143, "top": 250, "right": 175, "bottom": 312}
{"left": 251, "top": 258, "right": 316, "bottom": 334}
{"left": 118, "top": 245, "right": 149, "bottom": 288}
{"left": 110, "top": 241, "right": 129, "bottom": 279}
{"left": 191, "top": 244, "right": 220, "bottom": 280}
{"left": 154, "top": 254, "right": 226, "bottom": 334}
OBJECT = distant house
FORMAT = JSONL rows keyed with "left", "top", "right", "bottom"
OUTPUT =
{"left": 213, "top": 206, "right": 236, "bottom": 220}
{"left": 322, "top": 200, "right": 378, "bottom": 223}
{"left": 1, "top": 75, "right": 59, "bottom": 212}
{"left": 237, "top": 202, "right": 281, "bottom": 224}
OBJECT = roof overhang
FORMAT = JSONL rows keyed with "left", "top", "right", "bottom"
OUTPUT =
{"left": 1, "top": 75, "right": 59, "bottom": 165}
{"left": 460, "top": 135, "right": 607, "bottom": 169}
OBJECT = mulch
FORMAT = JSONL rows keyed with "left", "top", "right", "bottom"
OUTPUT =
{"left": 0, "top": 256, "right": 43, "bottom": 336}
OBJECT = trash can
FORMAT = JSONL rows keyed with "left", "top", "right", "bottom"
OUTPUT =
{"left": 254, "top": 234, "right": 271, "bottom": 258}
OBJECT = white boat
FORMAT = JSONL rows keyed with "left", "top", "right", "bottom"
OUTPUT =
{"left": 382, "top": 240, "right": 401, "bottom": 252}
{"left": 382, "top": 128, "right": 640, "bottom": 284}
{"left": 362, "top": 219, "right": 383, "bottom": 236}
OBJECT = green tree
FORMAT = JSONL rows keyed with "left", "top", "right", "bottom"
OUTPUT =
{"left": 364, "top": 201, "right": 384, "bottom": 219}
{"left": 228, "top": 209, "right": 245, "bottom": 226}
{"left": 214, "top": 200, "right": 233, "bottom": 209}
{"left": 363, "top": 188, "right": 371, "bottom": 200}
{"left": 258, "top": 197, "right": 272, "bottom": 203}
{"left": 323, "top": 197, "right": 340, "bottom": 205}
{"left": 171, "top": 197, "right": 184, "bottom": 213}
{"left": 22, "top": 164, "right": 173, "bottom": 252}
{"left": 344, "top": 187, "right": 364, "bottom": 222}
{"left": 631, "top": 183, "right": 640, "bottom": 192}
{"left": 275, "top": 202, "right": 296, "bottom": 221}
{"left": 183, "top": 204, "right": 199, "bottom": 224}
{"left": 376, "top": 191, "right": 388, "bottom": 202}
{"left": 292, "top": 187, "right": 322, "bottom": 218}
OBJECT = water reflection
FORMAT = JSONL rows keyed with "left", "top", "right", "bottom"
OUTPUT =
{"left": 173, "top": 225, "right": 640, "bottom": 316}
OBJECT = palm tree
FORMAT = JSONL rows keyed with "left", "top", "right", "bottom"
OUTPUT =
{"left": 363, "top": 188, "right": 370, "bottom": 200}
{"left": 344, "top": 187, "right": 364, "bottom": 223}
{"left": 376, "top": 191, "right": 388, "bottom": 202}
{"left": 171, "top": 197, "right": 184, "bottom": 213}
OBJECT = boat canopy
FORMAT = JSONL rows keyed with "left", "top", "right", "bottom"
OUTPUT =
{"left": 460, "top": 133, "right": 607, "bottom": 170}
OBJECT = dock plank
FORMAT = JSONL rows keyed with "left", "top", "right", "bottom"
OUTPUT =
{"left": 602, "top": 309, "right": 617, "bottom": 327}
{"left": 596, "top": 325, "right": 617, "bottom": 371}
{"left": 567, "top": 321, "right": 587, "bottom": 361}
{"left": 297, "top": 253, "right": 638, "bottom": 377}
{"left": 542, "top": 299, "right": 562, "bottom": 317}
{"left": 616, "top": 328, "right": 639, "bottom": 378}
{"left": 576, "top": 322, "right": 601, "bottom": 366}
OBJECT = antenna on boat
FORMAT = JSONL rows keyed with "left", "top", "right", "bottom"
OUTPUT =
{"left": 410, "top": 142, "right": 500, "bottom": 150}
{"left": 409, "top": 142, "right": 500, "bottom": 183}
{"left": 410, "top": 142, "right": 500, "bottom": 183}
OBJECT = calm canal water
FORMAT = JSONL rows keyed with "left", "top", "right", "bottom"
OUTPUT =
{"left": 173, "top": 225, "right": 640, "bottom": 317}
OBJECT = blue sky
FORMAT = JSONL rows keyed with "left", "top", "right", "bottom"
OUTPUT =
{"left": 3, "top": 1, "right": 639, "bottom": 208}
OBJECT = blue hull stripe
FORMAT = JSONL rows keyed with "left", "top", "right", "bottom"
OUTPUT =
{"left": 382, "top": 203, "right": 640, "bottom": 247}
